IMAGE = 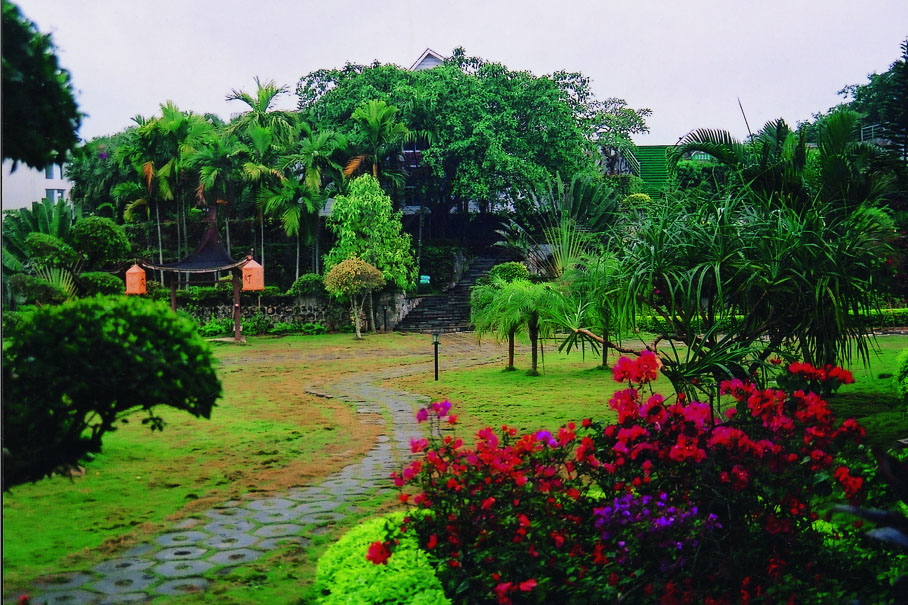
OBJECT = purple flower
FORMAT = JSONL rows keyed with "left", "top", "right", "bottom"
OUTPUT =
{"left": 416, "top": 408, "right": 429, "bottom": 423}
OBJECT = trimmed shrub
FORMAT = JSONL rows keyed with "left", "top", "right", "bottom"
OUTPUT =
{"left": 25, "top": 232, "right": 78, "bottom": 267}
{"left": 2, "top": 296, "right": 220, "bottom": 487}
{"left": 6, "top": 273, "right": 70, "bottom": 305}
{"left": 287, "top": 273, "right": 327, "bottom": 298}
{"left": 71, "top": 216, "right": 130, "bottom": 267}
{"left": 315, "top": 512, "right": 449, "bottom": 604}
{"left": 488, "top": 261, "right": 529, "bottom": 284}
{"left": 897, "top": 347, "right": 908, "bottom": 409}
{"left": 79, "top": 271, "right": 123, "bottom": 296}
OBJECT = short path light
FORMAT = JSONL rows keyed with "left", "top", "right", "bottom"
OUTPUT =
{"left": 432, "top": 331, "right": 441, "bottom": 381}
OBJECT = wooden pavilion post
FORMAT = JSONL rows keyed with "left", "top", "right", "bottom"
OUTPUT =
{"left": 232, "top": 268, "right": 242, "bottom": 342}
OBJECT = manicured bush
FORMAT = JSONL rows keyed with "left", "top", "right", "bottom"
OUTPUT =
{"left": 78, "top": 271, "right": 123, "bottom": 296}
{"left": 2, "top": 296, "right": 221, "bottom": 487}
{"left": 316, "top": 512, "right": 449, "bottom": 604}
{"left": 384, "top": 356, "right": 899, "bottom": 603}
{"left": 7, "top": 272, "right": 73, "bottom": 305}
{"left": 488, "top": 261, "right": 529, "bottom": 284}
{"left": 324, "top": 256, "right": 385, "bottom": 339}
{"left": 287, "top": 273, "right": 328, "bottom": 298}
{"left": 70, "top": 216, "right": 130, "bottom": 268}
{"left": 24, "top": 232, "right": 78, "bottom": 267}
{"left": 897, "top": 347, "right": 908, "bottom": 409}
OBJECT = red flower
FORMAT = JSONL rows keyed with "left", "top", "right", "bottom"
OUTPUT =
{"left": 427, "top": 533, "right": 438, "bottom": 549}
{"left": 366, "top": 541, "right": 391, "bottom": 565}
{"left": 518, "top": 579, "right": 537, "bottom": 592}
{"left": 481, "top": 496, "right": 496, "bottom": 510}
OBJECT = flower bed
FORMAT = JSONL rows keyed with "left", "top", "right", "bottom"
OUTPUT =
{"left": 375, "top": 354, "right": 904, "bottom": 603}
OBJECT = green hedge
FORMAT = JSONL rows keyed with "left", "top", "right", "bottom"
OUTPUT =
{"left": 315, "top": 512, "right": 449, "bottom": 605}
{"left": 79, "top": 271, "right": 123, "bottom": 296}
{"left": 896, "top": 347, "right": 908, "bottom": 410}
{"left": 628, "top": 309, "right": 908, "bottom": 335}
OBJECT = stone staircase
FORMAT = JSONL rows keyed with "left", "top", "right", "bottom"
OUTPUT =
{"left": 396, "top": 256, "right": 499, "bottom": 333}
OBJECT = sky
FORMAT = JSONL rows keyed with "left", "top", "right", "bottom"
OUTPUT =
{"left": 13, "top": 0, "right": 908, "bottom": 146}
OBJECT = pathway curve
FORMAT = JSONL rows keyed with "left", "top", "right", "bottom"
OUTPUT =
{"left": 21, "top": 334, "right": 499, "bottom": 604}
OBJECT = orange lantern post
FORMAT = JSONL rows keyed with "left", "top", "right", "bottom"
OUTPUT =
{"left": 125, "top": 264, "right": 146, "bottom": 295}
{"left": 242, "top": 259, "right": 264, "bottom": 291}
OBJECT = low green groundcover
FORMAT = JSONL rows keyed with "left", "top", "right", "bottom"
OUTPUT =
{"left": 315, "top": 512, "right": 449, "bottom": 604}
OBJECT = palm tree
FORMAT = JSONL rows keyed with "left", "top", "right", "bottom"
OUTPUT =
{"left": 259, "top": 178, "right": 320, "bottom": 280}
{"left": 344, "top": 99, "right": 410, "bottom": 183}
{"left": 116, "top": 114, "right": 174, "bottom": 280}
{"left": 667, "top": 110, "right": 892, "bottom": 214}
{"left": 227, "top": 79, "right": 296, "bottom": 268}
{"left": 227, "top": 77, "right": 296, "bottom": 145}
{"left": 472, "top": 278, "right": 557, "bottom": 375}
{"left": 279, "top": 122, "right": 347, "bottom": 274}
{"left": 186, "top": 130, "right": 245, "bottom": 253}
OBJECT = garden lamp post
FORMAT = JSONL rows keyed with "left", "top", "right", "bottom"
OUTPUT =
{"left": 432, "top": 331, "right": 440, "bottom": 381}
{"left": 383, "top": 304, "right": 389, "bottom": 332}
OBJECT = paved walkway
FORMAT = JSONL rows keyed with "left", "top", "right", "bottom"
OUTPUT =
{"left": 19, "top": 334, "right": 497, "bottom": 604}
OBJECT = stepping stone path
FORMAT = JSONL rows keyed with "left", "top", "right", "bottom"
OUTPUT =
{"left": 17, "top": 334, "right": 495, "bottom": 604}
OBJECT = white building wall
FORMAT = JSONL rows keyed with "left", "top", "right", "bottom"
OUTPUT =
{"left": 1, "top": 160, "right": 72, "bottom": 211}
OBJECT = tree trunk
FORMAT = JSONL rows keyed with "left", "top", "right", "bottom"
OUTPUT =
{"left": 352, "top": 296, "right": 362, "bottom": 339}
{"left": 367, "top": 291, "right": 375, "bottom": 332}
{"left": 507, "top": 329, "right": 515, "bottom": 370}
{"left": 155, "top": 202, "right": 164, "bottom": 284}
{"left": 528, "top": 313, "right": 539, "bottom": 376}
{"left": 295, "top": 231, "right": 300, "bottom": 280}
{"left": 225, "top": 215, "right": 231, "bottom": 255}
{"left": 182, "top": 198, "right": 189, "bottom": 258}
{"left": 260, "top": 214, "right": 265, "bottom": 269}
{"left": 601, "top": 327, "right": 609, "bottom": 368}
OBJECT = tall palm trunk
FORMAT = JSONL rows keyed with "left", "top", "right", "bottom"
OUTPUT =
{"left": 155, "top": 202, "right": 164, "bottom": 284}
{"left": 295, "top": 231, "right": 300, "bottom": 280}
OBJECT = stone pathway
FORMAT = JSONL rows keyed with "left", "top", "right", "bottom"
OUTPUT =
{"left": 19, "top": 334, "right": 497, "bottom": 604}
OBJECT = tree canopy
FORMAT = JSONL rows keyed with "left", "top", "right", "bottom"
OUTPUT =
{"left": 297, "top": 48, "right": 650, "bottom": 223}
{"left": 1, "top": 0, "right": 81, "bottom": 170}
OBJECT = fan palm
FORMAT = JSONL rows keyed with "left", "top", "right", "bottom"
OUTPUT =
{"left": 497, "top": 172, "right": 621, "bottom": 278}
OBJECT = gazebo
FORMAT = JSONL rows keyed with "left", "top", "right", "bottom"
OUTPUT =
{"left": 125, "top": 208, "right": 263, "bottom": 342}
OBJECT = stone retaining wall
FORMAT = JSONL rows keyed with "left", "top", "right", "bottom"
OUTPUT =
{"left": 182, "top": 292, "right": 422, "bottom": 331}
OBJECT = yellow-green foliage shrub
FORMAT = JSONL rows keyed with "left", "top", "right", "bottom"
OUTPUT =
{"left": 315, "top": 512, "right": 449, "bottom": 604}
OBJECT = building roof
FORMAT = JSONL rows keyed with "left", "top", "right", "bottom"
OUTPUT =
{"left": 409, "top": 48, "right": 445, "bottom": 71}
{"left": 142, "top": 209, "right": 247, "bottom": 273}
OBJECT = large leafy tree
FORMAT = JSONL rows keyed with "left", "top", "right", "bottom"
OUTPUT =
{"left": 838, "top": 39, "right": 908, "bottom": 162}
{"left": 1, "top": 0, "right": 80, "bottom": 169}
{"left": 324, "top": 175, "right": 416, "bottom": 291}
{"left": 297, "top": 49, "right": 649, "bottom": 234}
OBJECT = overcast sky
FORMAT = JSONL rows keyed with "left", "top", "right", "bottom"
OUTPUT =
{"left": 15, "top": 0, "right": 908, "bottom": 145}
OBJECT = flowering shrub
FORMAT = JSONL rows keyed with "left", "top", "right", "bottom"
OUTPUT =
{"left": 379, "top": 352, "right": 899, "bottom": 602}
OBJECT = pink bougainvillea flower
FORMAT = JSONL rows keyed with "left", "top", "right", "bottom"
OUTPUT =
{"left": 416, "top": 408, "right": 429, "bottom": 423}
{"left": 518, "top": 578, "right": 538, "bottom": 591}
{"left": 366, "top": 540, "right": 391, "bottom": 565}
